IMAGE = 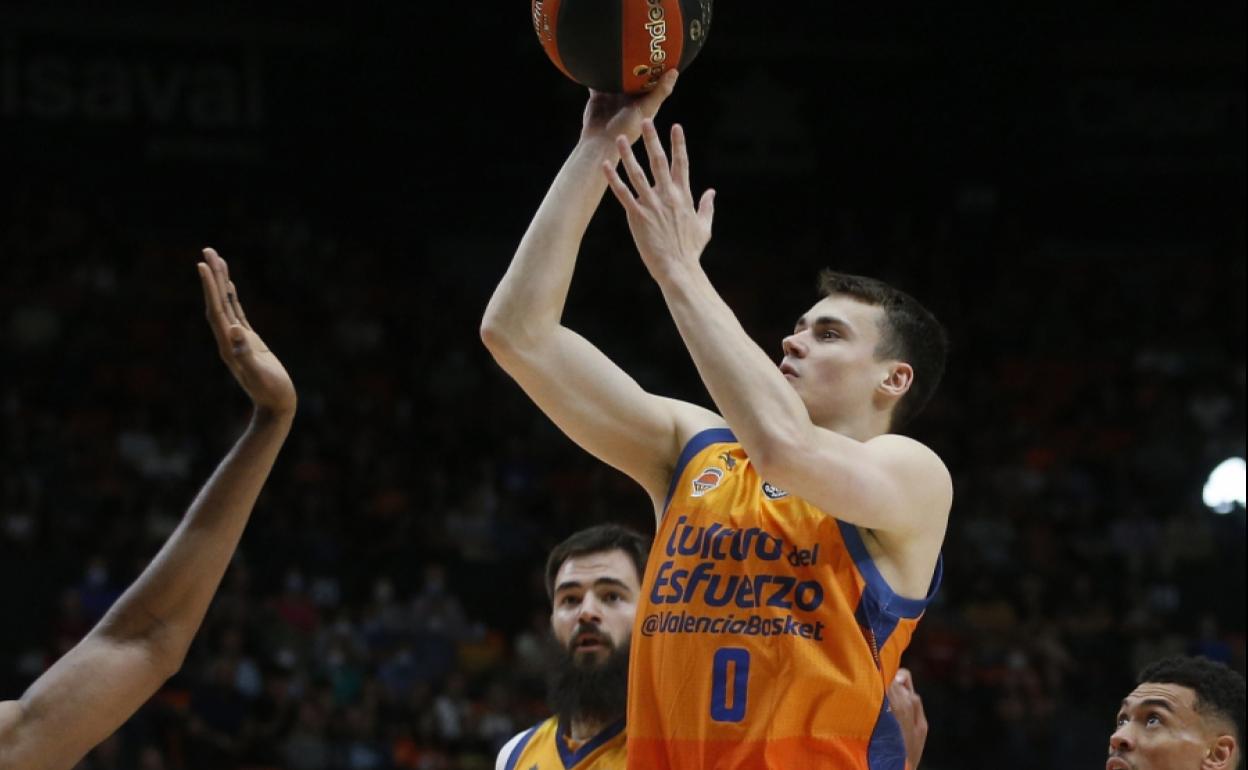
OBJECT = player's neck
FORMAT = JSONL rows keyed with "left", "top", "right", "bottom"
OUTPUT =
{"left": 818, "top": 410, "right": 892, "bottom": 442}
{"left": 568, "top": 714, "right": 617, "bottom": 743}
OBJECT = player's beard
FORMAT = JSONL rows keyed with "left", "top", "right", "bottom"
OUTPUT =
{"left": 545, "top": 625, "right": 630, "bottom": 728}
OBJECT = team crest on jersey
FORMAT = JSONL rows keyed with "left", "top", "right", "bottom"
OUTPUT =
{"left": 691, "top": 467, "right": 725, "bottom": 497}
{"left": 762, "top": 481, "right": 789, "bottom": 499}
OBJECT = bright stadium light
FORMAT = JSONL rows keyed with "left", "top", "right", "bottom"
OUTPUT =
{"left": 1203, "top": 457, "right": 1246, "bottom": 514}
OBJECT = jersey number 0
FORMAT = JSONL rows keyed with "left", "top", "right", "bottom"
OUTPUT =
{"left": 710, "top": 647, "right": 750, "bottom": 722}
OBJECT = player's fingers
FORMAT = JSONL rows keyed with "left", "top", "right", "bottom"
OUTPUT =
{"left": 197, "top": 262, "right": 238, "bottom": 364}
{"left": 602, "top": 161, "right": 641, "bottom": 215}
{"left": 616, "top": 136, "right": 655, "bottom": 203}
{"left": 227, "top": 280, "right": 253, "bottom": 331}
{"left": 638, "top": 69, "right": 678, "bottom": 118}
{"left": 198, "top": 261, "right": 219, "bottom": 321}
{"left": 213, "top": 254, "right": 241, "bottom": 329}
{"left": 670, "top": 123, "right": 691, "bottom": 193}
{"left": 220, "top": 274, "right": 242, "bottom": 330}
{"left": 894, "top": 668, "right": 916, "bottom": 692}
{"left": 206, "top": 249, "right": 241, "bottom": 326}
{"left": 198, "top": 261, "right": 229, "bottom": 338}
{"left": 640, "top": 119, "right": 672, "bottom": 188}
{"left": 698, "top": 188, "right": 715, "bottom": 227}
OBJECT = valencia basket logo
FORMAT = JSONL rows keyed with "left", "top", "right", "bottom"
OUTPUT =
{"left": 691, "top": 467, "right": 725, "bottom": 497}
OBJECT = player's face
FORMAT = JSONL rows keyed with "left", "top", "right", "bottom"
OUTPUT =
{"left": 780, "top": 295, "right": 899, "bottom": 427}
{"left": 1108, "top": 684, "right": 1222, "bottom": 770}
{"left": 550, "top": 549, "right": 641, "bottom": 667}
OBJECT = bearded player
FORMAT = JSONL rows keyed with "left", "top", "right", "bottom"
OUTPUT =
{"left": 497, "top": 525, "right": 650, "bottom": 770}
{"left": 0, "top": 249, "right": 296, "bottom": 770}
{"left": 482, "top": 71, "right": 951, "bottom": 769}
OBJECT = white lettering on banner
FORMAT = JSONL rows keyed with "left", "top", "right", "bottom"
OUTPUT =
{"left": 1, "top": 36, "right": 264, "bottom": 128}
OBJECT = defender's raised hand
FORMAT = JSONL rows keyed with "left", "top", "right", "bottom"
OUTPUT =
{"left": 197, "top": 248, "right": 296, "bottom": 417}
{"left": 0, "top": 250, "right": 297, "bottom": 770}
{"left": 603, "top": 119, "right": 715, "bottom": 280}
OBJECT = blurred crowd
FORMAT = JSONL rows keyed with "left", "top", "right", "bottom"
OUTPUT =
{"left": 1, "top": 167, "right": 1243, "bottom": 770}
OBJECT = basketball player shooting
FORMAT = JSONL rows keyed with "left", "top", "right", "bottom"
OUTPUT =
{"left": 0, "top": 249, "right": 296, "bottom": 770}
{"left": 482, "top": 70, "right": 951, "bottom": 769}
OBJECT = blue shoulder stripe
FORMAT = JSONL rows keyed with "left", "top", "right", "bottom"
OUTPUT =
{"left": 504, "top": 722, "right": 542, "bottom": 770}
{"left": 836, "top": 519, "right": 942, "bottom": 620}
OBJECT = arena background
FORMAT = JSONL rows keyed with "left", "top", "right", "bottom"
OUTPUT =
{"left": 1, "top": 3, "right": 1244, "bottom": 768}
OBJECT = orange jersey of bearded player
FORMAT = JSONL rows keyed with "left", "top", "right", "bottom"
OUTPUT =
{"left": 627, "top": 430, "right": 941, "bottom": 770}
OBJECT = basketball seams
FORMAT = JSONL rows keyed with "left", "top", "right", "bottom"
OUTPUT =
{"left": 533, "top": 0, "right": 573, "bottom": 80}
{"left": 664, "top": 1, "right": 687, "bottom": 84}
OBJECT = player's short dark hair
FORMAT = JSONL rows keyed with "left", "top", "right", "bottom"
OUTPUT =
{"left": 1138, "top": 655, "right": 1246, "bottom": 764}
{"left": 818, "top": 270, "right": 949, "bottom": 430}
{"left": 545, "top": 524, "right": 651, "bottom": 601}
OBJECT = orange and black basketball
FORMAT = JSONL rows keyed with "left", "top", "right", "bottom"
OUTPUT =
{"left": 531, "top": 0, "right": 714, "bottom": 95}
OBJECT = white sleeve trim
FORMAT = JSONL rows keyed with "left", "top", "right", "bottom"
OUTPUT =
{"left": 495, "top": 729, "right": 528, "bottom": 770}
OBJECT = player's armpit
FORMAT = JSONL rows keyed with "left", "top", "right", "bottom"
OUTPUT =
{"left": 755, "top": 430, "right": 952, "bottom": 537}
{"left": 484, "top": 324, "right": 723, "bottom": 506}
{"left": 0, "top": 635, "right": 174, "bottom": 770}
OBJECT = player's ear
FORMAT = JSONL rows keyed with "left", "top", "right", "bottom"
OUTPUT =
{"left": 879, "top": 362, "right": 913, "bottom": 398}
{"left": 1202, "top": 734, "right": 1236, "bottom": 769}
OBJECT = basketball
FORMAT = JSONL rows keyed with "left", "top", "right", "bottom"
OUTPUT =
{"left": 531, "top": 0, "right": 714, "bottom": 94}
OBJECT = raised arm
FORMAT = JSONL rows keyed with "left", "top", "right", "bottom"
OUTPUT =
{"left": 604, "top": 121, "right": 951, "bottom": 595}
{"left": 481, "top": 72, "right": 721, "bottom": 509}
{"left": 0, "top": 249, "right": 296, "bottom": 770}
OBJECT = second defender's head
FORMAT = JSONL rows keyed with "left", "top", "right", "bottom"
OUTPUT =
{"left": 1109, "top": 655, "right": 1245, "bottom": 770}
{"left": 780, "top": 270, "right": 948, "bottom": 434}
{"left": 545, "top": 524, "right": 649, "bottom": 667}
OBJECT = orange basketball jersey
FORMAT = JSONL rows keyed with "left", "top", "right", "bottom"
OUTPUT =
{"left": 501, "top": 716, "right": 626, "bottom": 770}
{"left": 627, "top": 429, "right": 942, "bottom": 770}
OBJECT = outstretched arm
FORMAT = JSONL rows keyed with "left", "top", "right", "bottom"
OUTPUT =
{"left": 0, "top": 249, "right": 296, "bottom": 770}
{"left": 481, "top": 72, "right": 721, "bottom": 510}
{"left": 604, "top": 122, "right": 951, "bottom": 542}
